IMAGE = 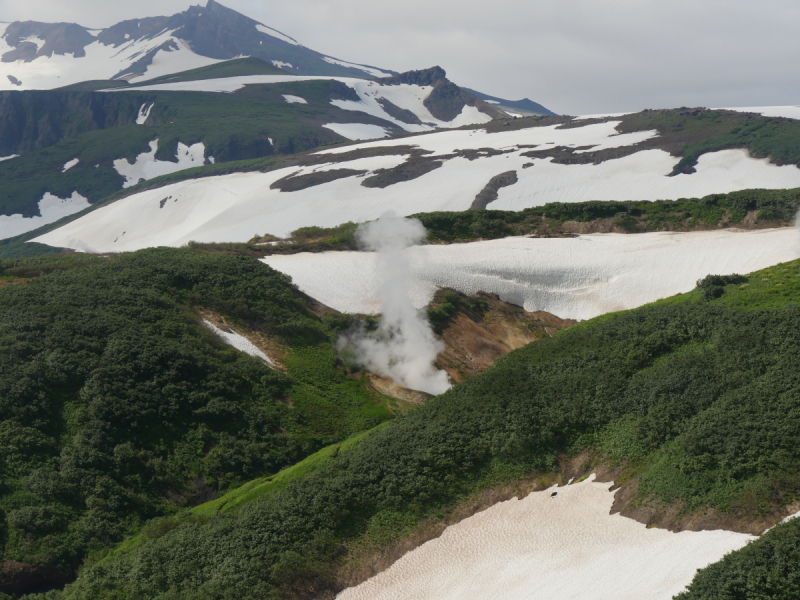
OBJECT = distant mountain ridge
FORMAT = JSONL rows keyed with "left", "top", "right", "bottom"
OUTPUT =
{"left": 0, "top": 0, "right": 396, "bottom": 90}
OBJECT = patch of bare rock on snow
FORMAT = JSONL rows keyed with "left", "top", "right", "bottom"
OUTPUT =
{"left": 337, "top": 475, "right": 753, "bottom": 600}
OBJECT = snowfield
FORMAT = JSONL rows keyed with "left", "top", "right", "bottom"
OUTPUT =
{"left": 322, "top": 123, "right": 391, "bottom": 140}
{"left": 202, "top": 319, "right": 274, "bottom": 367}
{"left": 336, "top": 475, "right": 753, "bottom": 600}
{"left": 0, "top": 155, "right": 19, "bottom": 162}
{"left": 282, "top": 94, "right": 307, "bottom": 104}
{"left": 113, "top": 140, "right": 208, "bottom": 188}
{"left": 1, "top": 192, "right": 90, "bottom": 239}
{"left": 0, "top": 24, "right": 223, "bottom": 90}
{"left": 261, "top": 230, "right": 799, "bottom": 321}
{"left": 62, "top": 158, "right": 80, "bottom": 172}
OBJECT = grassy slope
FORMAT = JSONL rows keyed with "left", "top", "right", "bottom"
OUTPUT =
{"left": 0, "top": 249, "right": 399, "bottom": 584}
{"left": 45, "top": 258, "right": 800, "bottom": 600}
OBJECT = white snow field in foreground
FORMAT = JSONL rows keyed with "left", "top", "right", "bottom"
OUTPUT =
{"left": 336, "top": 475, "right": 753, "bottom": 600}
{"left": 202, "top": 320, "right": 274, "bottom": 367}
{"left": 261, "top": 230, "right": 798, "bottom": 321}
{"left": 113, "top": 140, "right": 208, "bottom": 188}
{"left": 1, "top": 192, "right": 90, "bottom": 239}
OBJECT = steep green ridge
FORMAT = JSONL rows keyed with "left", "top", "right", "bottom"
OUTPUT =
{"left": 45, "top": 259, "right": 800, "bottom": 599}
{"left": 0, "top": 249, "right": 397, "bottom": 594}
{"left": 677, "top": 517, "right": 800, "bottom": 599}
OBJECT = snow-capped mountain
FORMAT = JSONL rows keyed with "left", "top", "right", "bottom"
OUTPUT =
{"left": 0, "top": 0, "right": 394, "bottom": 91}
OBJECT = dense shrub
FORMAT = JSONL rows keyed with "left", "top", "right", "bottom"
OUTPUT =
{"left": 57, "top": 260, "right": 800, "bottom": 599}
{"left": 0, "top": 249, "right": 391, "bottom": 579}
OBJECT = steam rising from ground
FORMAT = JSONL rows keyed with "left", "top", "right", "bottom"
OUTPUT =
{"left": 339, "top": 213, "right": 451, "bottom": 395}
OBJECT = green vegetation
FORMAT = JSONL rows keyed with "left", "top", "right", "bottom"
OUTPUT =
{"left": 621, "top": 109, "right": 800, "bottom": 175}
{"left": 0, "top": 249, "right": 396, "bottom": 587}
{"left": 677, "top": 517, "right": 800, "bottom": 599}
{"left": 427, "top": 289, "right": 488, "bottom": 333}
{"left": 41, "top": 258, "right": 800, "bottom": 599}
{"left": 416, "top": 188, "right": 800, "bottom": 242}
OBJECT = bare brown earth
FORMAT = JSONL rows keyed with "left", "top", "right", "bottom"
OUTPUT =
{"left": 0, "top": 277, "right": 31, "bottom": 289}
{"left": 434, "top": 290, "right": 576, "bottom": 383}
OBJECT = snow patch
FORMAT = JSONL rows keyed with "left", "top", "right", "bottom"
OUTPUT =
{"left": 62, "top": 158, "right": 80, "bottom": 172}
{"left": 136, "top": 102, "right": 154, "bottom": 125}
{"left": 0, "top": 28, "right": 224, "bottom": 91}
{"left": 255, "top": 24, "right": 299, "bottom": 46}
{"left": 0, "top": 155, "right": 19, "bottom": 162}
{"left": 322, "top": 56, "right": 392, "bottom": 78}
{"left": 282, "top": 94, "right": 307, "bottom": 104}
{"left": 261, "top": 229, "right": 799, "bottom": 321}
{"left": 202, "top": 320, "right": 275, "bottom": 367}
{"left": 723, "top": 106, "right": 800, "bottom": 120}
{"left": 1, "top": 192, "right": 90, "bottom": 240}
{"left": 113, "top": 139, "right": 206, "bottom": 188}
{"left": 271, "top": 60, "right": 293, "bottom": 70}
{"left": 336, "top": 475, "right": 753, "bottom": 600}
{"left": 322, "top": 123, "right": 390, "bottom": 140}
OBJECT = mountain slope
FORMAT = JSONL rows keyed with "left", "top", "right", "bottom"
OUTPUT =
{"left": 30, "top": 108, "right": 800, "bottom": 252}
{"left": 0, "top": 0, "right": 394, "bottom": 91}
{"left": 0, "top": 63, "right": 521, "bottom": 240}
{"left": 47, "top": 258, "right": 800, "bottom": 599}
{"left": 0, "top": 249, "right": 401, "bottom": 596}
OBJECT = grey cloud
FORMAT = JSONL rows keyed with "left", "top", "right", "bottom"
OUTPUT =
{"left": 2, "top": 0, "right": 799, "bottom": 114}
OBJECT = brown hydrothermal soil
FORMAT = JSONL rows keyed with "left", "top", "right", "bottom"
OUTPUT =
{"left": 333, "top": 451, "right": 799, "bottom": 596}
{"left": 0, "top": 559, "right": 72, "bottom": 597}
{"left": 0, "top": 278, "right": 31, "bottom": 289}
{"left": 434, "top": 290, "right": 576, "bottom": 383}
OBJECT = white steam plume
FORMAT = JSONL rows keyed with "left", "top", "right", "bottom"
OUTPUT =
{"left": 340, "top": 212, "right": 451, "bottom": 395}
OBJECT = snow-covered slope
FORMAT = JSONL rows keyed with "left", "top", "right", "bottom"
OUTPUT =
{"left": 1, "top": 192, "right": 90, "bottom": 239}
{"left": 336, "top": 475, "right": 752, "bottom": 600}
{"left": 0, "top": 0, "right": 393, "bottom": 91}
{"left": 260, "top": 229, "right": 798, "bottom": 321}
{"left": 34, "top": 116, "right": 800, "bottom": 252}
{"left": 116, "top": 74, "right": 495, "bottom": 133}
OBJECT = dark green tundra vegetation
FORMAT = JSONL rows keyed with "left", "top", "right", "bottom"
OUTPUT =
{"left": 181, "top": 187, "right": 800, "bottom": 259}
{"left": 0, "top": 249, "right": 400, "bottom": 597}
{"left": 4, "top": 251, "right": 797, "bottom": 599}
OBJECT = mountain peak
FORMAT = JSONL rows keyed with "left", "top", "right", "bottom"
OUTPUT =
{"left": 382, "top": 66, "right": 447, "bottom": 87}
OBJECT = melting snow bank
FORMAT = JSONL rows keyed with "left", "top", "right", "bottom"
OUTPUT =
{"left": 114, "top": 140, "right": 208, "bottom": 188}
{"left": 323, "top": 123, "right": 390, "bottom": 140}
{"left": 337, "top": 475, "right": 753, "bottom": 600}
{"left": 0, "top": 154, "right": 19, "bottom": 162}
{"left": 0, "top": 192, "right": 90, "bottom": 240}
{"left": 202, "top": 320, "right": 274, "bottom": 367}
{"left": 137, "top": 102, "right": 154, "bottom": 125}
{"left": 261, "top": 229, "right": 799, "bottom": 321}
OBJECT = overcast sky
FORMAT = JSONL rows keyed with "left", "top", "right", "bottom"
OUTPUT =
{"left": 1, "top": 0, "right": 798, "bottom": 114}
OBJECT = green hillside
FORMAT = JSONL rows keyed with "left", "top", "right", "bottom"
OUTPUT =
{"left": 0, "top": 249, "right": 400, "bottom": 596}
{"left": 29, "top": 258, "right": 800, "bottom": 600}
